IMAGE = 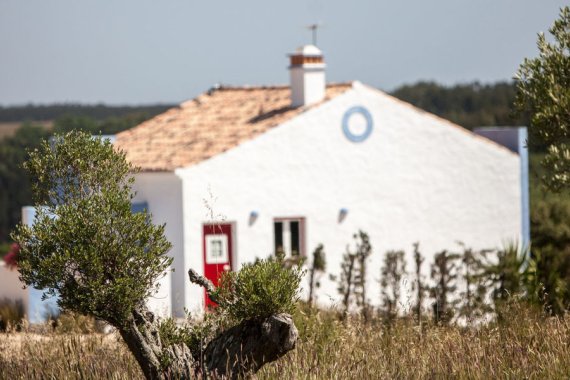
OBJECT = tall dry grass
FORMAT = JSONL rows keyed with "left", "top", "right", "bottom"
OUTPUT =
{"left": 0, "top": 334, "right": 142, "bottom": 379}
{"left": 259, "top": 302, "right": 570, "bottom": 379}
{"left": 1, "top": 302, "right": 569, "bottom": 379}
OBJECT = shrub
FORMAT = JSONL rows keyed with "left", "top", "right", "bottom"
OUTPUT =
{"left": 430, "top": 250, "right": 461, "bottom": 324}
{"left": 337, "top": 230, "right": 373, "bottom": 319}
{"left": 0, "top": 242, "right": 12, "bottom": 261}
{"left": 214, "top": 256, "right": 304, "bottom": 321}
{"left": 530, "top": 196, "right": 570, "bottom": 314}
{"left": 158, "top": 314, "right": 217, "bottom": 355}
{"left": 158, "top": 317, "right": 195, "bottom": 349}
{"left": 379, "top": 250, "right": 407, "bottom": 322}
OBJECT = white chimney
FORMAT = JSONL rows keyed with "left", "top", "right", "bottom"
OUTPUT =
{"left": 289, "top": 45, "right": 326, "bottom": 107}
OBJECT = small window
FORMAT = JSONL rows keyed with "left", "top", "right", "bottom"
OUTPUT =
{"left": 274, "top": 218, "right": 305, "bottom": 257}
{"left": 205, "top": 234, "right": 229, "bottom": 264}
{"left": 210, "top": 240, "right": 223, "bottom": 258}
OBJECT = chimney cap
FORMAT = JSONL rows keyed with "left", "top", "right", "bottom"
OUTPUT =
{"left": 291, "top": 44, "right": 322, "bottom": 57}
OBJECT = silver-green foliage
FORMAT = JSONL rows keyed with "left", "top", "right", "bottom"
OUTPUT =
{"left": 515, "top": 6, "right": 570, "bottom": 191}
{"left": 12, "top": 131, "right": 173, "bottom": 326}
{"left": 214, "top": 255, "right": 304, "bottom": 322}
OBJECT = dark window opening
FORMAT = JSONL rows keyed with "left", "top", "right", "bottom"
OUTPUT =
{"left": 273, "top": 218, "right": 305, "bottom": 258}
{"left": 290, "top": 221, "right": 300, "bottom": 256}
{"left": 274, "top": 221, "right": 283, "bottom": 255}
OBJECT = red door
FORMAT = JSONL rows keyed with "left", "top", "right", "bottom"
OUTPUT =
{"left": 203, "top": 223, "right": 234, "bottom": 307}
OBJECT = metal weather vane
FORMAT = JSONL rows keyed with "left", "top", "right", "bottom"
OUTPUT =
{"left": 306, "top": 23, "right": 323, "bottom": 46}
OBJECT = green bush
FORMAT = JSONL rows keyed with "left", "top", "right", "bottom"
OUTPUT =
{"left": 158, "top": 315, "right": 217, "bottom": 355}
{"left": 157, "top": 256, "right": 304, "bottom": 359}
{"left": 158, "top": 318, "right": 193, "bottom": 347}
{"left": 214, "top": 256, "right": 304, "bottom": 321}
{"left": 0, "top": 242, "right": 11, "bottom": 260}
{"left": 528, "top": 196, "right": 570, "bottom": 314}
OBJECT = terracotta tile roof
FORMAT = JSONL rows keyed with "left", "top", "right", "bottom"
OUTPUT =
{"left": 115, "top": 83, "right": 352, "bottom": 171}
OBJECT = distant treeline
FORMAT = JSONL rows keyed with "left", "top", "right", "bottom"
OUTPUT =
{"left": 0, "top": 82, "right": 527, "bottom": 129}
{"left": 0, "top": 107, "right": 176, "bottom": 242}
{"left": 0, "top": 104, "right": 175, "bottom": 123}
{"left": 391, "top": 81, "right": 530, "bottom": 130}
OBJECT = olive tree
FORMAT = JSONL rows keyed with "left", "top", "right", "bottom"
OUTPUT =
{"left": 12, "top": 131, "right": 299, "bottom": 379}
{"left": 515, "top": 6, "right": 570, "bottom": 191}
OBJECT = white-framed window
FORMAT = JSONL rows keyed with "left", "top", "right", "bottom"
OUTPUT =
{"left": 205, "top": 234, "right": 229, "bottom": 264}
{"left": 274, "top": 217, "right": 305, "bottom": 257}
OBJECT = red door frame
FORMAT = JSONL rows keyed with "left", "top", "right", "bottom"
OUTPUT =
{"left": 202, "top": 222, "right": 235, "bottom": 308}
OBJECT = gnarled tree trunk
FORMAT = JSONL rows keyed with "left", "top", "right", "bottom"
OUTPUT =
{"left": 203, "top": 313, "right": 297, "bottom": 379}
{"left": 119, "top": 308, "right": 195, "bottom": 380}
{"left": 117, "top": 270, "right": 299, "bottom": 380}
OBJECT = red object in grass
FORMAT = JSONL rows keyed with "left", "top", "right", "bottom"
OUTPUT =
{"left": 3, "top": 243, "right": 20, "bottom": 270}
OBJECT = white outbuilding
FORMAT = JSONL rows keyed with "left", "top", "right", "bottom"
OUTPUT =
{"left": 114, "top": 45, "right": 527, "bottom": 317}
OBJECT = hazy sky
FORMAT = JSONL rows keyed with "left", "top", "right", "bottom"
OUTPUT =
{"left": 0, "top": 1, "right": 567, "bottom": 105}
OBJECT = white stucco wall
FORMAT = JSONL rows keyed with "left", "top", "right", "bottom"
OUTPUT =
{"left": 0, "top": 263, "right": 29, "bottom": 312}
{"left": 131, "top": 172, "right": 185, "bottom": 317}
{"left": 0, "top": 207, "right": 59, "bottom": 323}
{"left": 171, "top": 81, "right": 521, "bottom": 313}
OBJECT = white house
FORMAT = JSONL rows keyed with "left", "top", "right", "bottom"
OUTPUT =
{"left": 108, "top": 45, "right": 527, "bottom": 318}
{"left": 0, "top": 207, "right": 58, "bottom": 323}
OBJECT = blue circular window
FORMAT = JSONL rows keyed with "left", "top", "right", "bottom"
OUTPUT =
{"left": 342, "top": 106, "right": 373, "bottom": 143}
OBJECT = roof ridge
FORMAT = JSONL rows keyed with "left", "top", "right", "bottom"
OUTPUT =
{"left": 215, "top": 84, "right": 289, "bottom": 91}
{"left": 116, "top": 83, "right": 354, "bottom": 171}
{"left": 208, "top": 81, "right": 352, "bottom": 92}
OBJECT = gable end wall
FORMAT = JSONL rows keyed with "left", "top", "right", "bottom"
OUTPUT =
{"left": 175, "top": 83, "right": 521, "bottom": 312}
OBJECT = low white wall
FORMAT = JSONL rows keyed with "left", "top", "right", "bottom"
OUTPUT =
{"left": 132, "top": 172, "right": 185, "bottom": 317}
{"left": 0, "top": 262, "right": 29, "bottom": 315}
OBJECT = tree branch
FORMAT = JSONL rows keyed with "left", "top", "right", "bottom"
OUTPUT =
{"left": 188, "top": 269, "right": 219, "bottom": 304}
{"left": 204, "top": 313, "right": 298, "bottom": 379}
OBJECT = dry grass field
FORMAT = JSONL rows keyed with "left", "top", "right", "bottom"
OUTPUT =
{"left": 0, "top": 121, "right": 52, "bottom": 139}
{"left": 1, "top": 302, "right": 569, "bottom": 379}
{"left": 0, "top": 122, "right": 23, "bottom": 139}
